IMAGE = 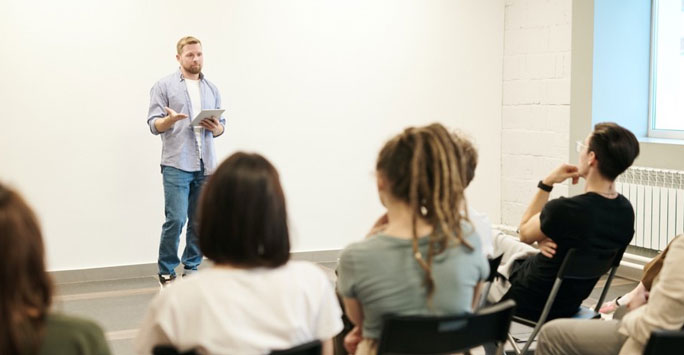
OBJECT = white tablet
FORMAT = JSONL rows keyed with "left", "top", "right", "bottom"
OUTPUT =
{"left": 190, "top": 109, "right": 225, "bottom": 126}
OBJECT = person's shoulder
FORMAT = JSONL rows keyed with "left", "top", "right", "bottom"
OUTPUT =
{"left": 669, "top": 234, "right": 684, "bottom": 251}
{"left": 157, "top": 70, "right": 180, "bottom": 83}
{"left": 151, "top": 71, "right": 179, "bottom": 92}
{"left": 463, "top": 226, "right": 482, "bottom": 249}
{"left": 544, "top": 194, "right": 588, "bottom": 212}
{"left": 45, "top": 313, "right": 106, "bottom": 341}
{"left": 156, "top": 271, "right": 210, "bottom": 300}
{"left": 343, "top": 236, "right": 391, "bottom": 255}
{"left": 338, "top": 238, "right": 386, "bottom": 267}
{"left": 548, "top": 194, "right": 575, "bottom": 204}
{"left": 614, "top": 193, "right": 634, "bottom": 207}
{"left": 200, "top": 74, "right": 220, "bottom": 89}
{"left": 286, "top": 260, "right": 331, "bottom": 282}
{"left": 47, "top": 313, "right": 102, "bottom": 329}
{"left": 287, "top": 260, "right": 326, "bottom": 274}
{"left": 42, "top": 314, "right": 109, "bottom": 354}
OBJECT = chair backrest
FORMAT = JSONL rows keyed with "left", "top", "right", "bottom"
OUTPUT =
{"left": 270, "top": 340, "right": 322, "bottom": 355}
{"left": 152, "top": 346, "right": 197, "bottom": 355}
{"left": 376, "top": 299, "right": 516, "bottom": 355}
{"left": 643, "top": 329, "right": 684, "bottom": 355}
{"left": 557, "top": 247, "right": 621, "bottom": 280}
{"left": 152, "top": 341, "right": 321, "bottom": 355}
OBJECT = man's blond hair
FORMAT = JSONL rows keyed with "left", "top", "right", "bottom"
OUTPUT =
{"left": 177, "top": 36, "right": 202, "bottom": 55}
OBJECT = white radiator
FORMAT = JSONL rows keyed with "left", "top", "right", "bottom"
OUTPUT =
{"left": 617, "top": 167, "right": 684, "bottom": 251}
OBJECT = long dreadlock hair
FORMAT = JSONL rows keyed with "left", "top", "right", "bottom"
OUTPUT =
{"left": 376, "top": 123, "right": 472, "bottom": 300}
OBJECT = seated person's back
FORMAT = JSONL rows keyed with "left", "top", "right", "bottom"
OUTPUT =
{"left": 135, "top": 153, "right": 343, "bottom": 355}
{"left": 40, "top": 314, "right": 110, "bottom": 355}
{"left": 137, "top": 260, "right": 340, "bottom": 354}
{"left": 336, "top": 123, "right": 489, "bottom": 355}
{"left": 338, "top": 226, "right": 488, "bottom": 339}
{"left": 506, "top": 192, "right": 634, "bottom": 320}
{"left": 0, "top": 183, "right": 111, "bottom": 355}
{"left": 495, "top": 122, "right": 640, "bottom": 321}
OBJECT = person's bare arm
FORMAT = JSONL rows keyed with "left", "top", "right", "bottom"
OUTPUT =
{"left": 342, "top": 298, "right": 364, "bottom": 354}
{"left": 471, "top": 282, "right": 483, "bottom": 309}
{"left": 343, "top": 298, "right": 364, "bottom": 326}
{"left": 519, "top": 164, "right": 579, "bottom": 244}
{"left": 321, "top": 339, "right": 334, "bottom": 355}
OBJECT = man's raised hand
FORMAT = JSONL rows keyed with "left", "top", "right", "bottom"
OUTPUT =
{"left": 164, "top": 107, "right": 188, "bottom": 122}
{"left": 544, "top": 163, "right": 580, "bottom": 186}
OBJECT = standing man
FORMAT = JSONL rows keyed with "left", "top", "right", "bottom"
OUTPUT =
{"left": 147, "top": 36, "right": 226, "bottom": 286}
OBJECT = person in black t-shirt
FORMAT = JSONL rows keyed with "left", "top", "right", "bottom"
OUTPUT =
{"left": 488, "top": 122, "right": 640, "bottom": 321}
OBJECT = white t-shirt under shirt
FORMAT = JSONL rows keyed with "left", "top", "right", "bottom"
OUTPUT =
{"left": 185, "top": 78, "right": 203, "bottom": 158}
{"left": 135, "top": 261, "right": 343, "bottom": 355}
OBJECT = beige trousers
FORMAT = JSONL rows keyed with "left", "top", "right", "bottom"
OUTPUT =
{"left": 536, "top": 318, "right": 628, "bottom": 355}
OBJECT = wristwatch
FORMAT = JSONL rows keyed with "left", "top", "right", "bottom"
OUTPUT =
{"left": 537, "top": 180, "right": 553, "bottom": 192}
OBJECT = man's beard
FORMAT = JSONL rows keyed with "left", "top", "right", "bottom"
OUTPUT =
{"left": 183, "top": 64, "right": 202, "bottom": 75}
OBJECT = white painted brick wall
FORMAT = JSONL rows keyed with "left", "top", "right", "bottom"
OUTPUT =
{"left": 501, "top": 0, "right": 572, "bottom": 226}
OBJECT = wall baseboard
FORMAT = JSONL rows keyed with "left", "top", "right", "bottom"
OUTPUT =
{"left": 50, "top": 240, "right": 644, "bottom": 285}
{"left": 50, "top": 249, "right": 342, "bottom": 285}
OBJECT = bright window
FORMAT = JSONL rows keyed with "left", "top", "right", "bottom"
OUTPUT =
{"left": 648, "top": 0, "right": 684, "bottom": 139}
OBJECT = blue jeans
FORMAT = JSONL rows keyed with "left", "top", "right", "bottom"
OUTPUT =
{"left": 158, "top": 165, "right": 206, "bottom": 276}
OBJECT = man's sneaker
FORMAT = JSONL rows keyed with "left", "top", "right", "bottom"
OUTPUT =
{"left": 181, "top": 269, "right": 197, "bottom": 278}
{"left": 158, "top": 274, "right": 176, "bottom": 288}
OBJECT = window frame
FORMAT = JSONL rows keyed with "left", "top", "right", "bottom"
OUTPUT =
{"left": 647, "top": 0, "right": 684, "bottom": 140}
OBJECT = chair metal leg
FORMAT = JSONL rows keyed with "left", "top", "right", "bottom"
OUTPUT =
{"left": 594, "top": 266, "right": 618, "bottom": 312}
{"left": 513, "top": 277, "right": 564, "bottom": 355}
{"left": 518, "top": 317, "right": 547, "bottom": 355}
{"left": 495, "top": 340, "right": 506, "bottom": 355}
{"left": 507, "top": 332, "right": 521, "bottom": 355}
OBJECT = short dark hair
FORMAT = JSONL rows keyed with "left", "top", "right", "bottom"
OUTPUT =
{"left": 451, "top": 132, "right": 478, "bottom": 187}
{"left": 588, "top": 122, "right": 640, "bottom": 180}
{"left": 198, "top": 152, "right": 290, "bottom": 268}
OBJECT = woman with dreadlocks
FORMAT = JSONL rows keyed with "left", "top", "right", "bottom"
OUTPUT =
{"left": 336, "top": 123, "right": 489, "bottom": 355}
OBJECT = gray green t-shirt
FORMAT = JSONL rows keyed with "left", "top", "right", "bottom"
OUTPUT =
{"left": 38, "top": 313, "right": 111, "bottom": 355}
{"left": 337, "top": 225, "right": 489, "bottom": 339}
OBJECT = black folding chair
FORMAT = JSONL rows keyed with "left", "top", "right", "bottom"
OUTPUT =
{"left": 643, "top": 329, "right": 684, "bottom": 355}
{"left": 270, "top": 340, "right": 322, "bottom": 355}
{"left": 507, "top": 247, "right": 622, "bottom": 355}
{"left": 376, "top": 299, "right": 516, "bottom": 355}
{"left": 477, "top": 254, "right": 504, "bottom": 310}
{"left": 152, "top": 346, "right": 197, "bottom": 355}
{"left": 152, "top": 340, "right": 321, "bottom": 355}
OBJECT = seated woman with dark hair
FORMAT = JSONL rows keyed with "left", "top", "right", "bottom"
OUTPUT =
{"left": 0, "top": 183, "right": 110, "bottom": 355}
{"left": 135, "top": 152, "right": 343, "bottom": 355}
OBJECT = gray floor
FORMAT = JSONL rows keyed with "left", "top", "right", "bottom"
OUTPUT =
{"left": 53, "top": 262, "right": 637, "bottom": 355}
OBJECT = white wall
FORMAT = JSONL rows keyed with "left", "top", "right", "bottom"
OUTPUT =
{"left": 500, "top": 0, "right": 572, "bottom": 226}
{"left": 0, "top": 0, "right": 503, "bottom": 271}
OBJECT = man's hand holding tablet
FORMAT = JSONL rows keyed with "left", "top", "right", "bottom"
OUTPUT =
{"left": 191, "top": 109, "right": 225, "bottom": 136}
